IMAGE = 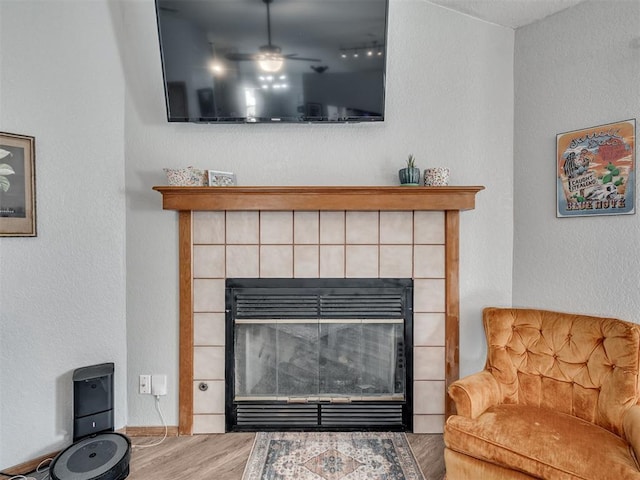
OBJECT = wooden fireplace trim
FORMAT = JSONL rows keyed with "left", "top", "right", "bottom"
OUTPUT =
{"left": 153, "top": 185, "right": 483, "bottom": 212}
{"left": 153, "top": 185, "right": 484, "bottom": 434}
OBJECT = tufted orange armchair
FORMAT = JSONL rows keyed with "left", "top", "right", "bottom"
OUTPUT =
{"left": 444, "top": 307, "right": 640, "bottom": 479}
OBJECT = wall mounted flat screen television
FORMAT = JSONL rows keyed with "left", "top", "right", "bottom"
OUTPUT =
{"left": 154, "top": 0, "right": 389, "bottom": 123}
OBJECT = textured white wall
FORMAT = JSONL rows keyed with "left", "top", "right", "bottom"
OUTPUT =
{"left": 0, "top": 0, "right": 516, "bottom": 466}
{"left": 513, "top": 1, "right": 640, "bottom": 319}
{"left": 0, "top": 0, "right": 126, "bottom": 468}
{"left": 121, "top": 0, "right": 514, "bottom": 426}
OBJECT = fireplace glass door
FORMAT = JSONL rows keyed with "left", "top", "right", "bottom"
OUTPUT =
{"left": 235, "top": 320, "right": 405, "bottom": 401}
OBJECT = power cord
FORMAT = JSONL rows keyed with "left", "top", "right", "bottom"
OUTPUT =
{"left": 5, "top": 474, "right": 49, "bottom": 480}
{"left": 35, "top": 458, "right": 51, "bottom": 480}
{"left": 1, "top": 458, "right": 52, "bottom": 480}
{"left": 134, "top": 395, "right": 168, "bottom": 449}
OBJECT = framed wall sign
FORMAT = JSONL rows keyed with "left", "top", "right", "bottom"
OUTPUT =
{"left": 0, "top": 132, "right": 36, "bottom": 236}
{"left": 557, "top": 119, "right": 635, "bottom": 217}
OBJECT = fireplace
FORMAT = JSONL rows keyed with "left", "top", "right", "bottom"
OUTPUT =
{"left": 153, "top": 185, "right": 484, "bottom": 435}
{"left": 226, "top": 278, "right": 413, "bottom": 431}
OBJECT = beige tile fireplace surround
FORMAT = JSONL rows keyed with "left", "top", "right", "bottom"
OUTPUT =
{"left": 154, "top": 186, "right": 483, "bottom": 436}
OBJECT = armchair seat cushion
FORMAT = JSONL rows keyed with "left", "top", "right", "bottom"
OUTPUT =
{"left": 445, "top": 404, "right": 640, "bottom": 479}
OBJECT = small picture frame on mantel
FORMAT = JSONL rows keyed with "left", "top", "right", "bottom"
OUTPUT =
{"left": 208, "top": 170, "right": 236, "bottom": 187}
{"left": 0, "top": 131, "right": 36, "bottom": 237}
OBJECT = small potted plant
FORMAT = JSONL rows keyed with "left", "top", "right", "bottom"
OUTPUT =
{"left": 399, "top": 154, "right": 420, "bottom": 185}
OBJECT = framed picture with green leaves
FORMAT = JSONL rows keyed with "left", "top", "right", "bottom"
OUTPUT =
{"left": 0, "top": 132, "right": 36, "bottom": 236}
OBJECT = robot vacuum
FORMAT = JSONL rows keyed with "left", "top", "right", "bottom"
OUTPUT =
{"left": 49, "top": 432, "right": 131, "bottom": 480}
{"left": 49, "top": 363, "right": 131, "bottom": 480}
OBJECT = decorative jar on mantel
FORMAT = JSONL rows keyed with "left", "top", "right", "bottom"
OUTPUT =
{"left": 424, "top": 167, "right": 450, "bottom": 186}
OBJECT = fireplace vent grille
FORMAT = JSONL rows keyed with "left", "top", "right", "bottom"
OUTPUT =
{"left": 235, "top": 294, "right": 318, "bottom": 318}
{"left": 235, "top": 403, "right": 405, "bottom": 429}
{"left": 235, "top": 293, "right": 404, "bottom": 319}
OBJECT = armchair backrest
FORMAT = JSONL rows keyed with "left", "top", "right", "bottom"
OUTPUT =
{"left": 484, "top": 307, "right": 640, "bottom": 436}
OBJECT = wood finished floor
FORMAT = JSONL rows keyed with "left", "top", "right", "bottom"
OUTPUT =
{"left": 128, "top": 433, "right": 445, "bottom": 480}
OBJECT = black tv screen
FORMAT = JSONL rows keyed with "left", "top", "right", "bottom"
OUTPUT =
{"left": 154, "top": 0, "right": 389, "bottom": 123}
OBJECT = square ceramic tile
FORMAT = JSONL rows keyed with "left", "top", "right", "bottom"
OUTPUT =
{"left": 345, "top": 211, "right": 378, "bottom": 244}
{"left": 193, "top": 211, "right": 225, "bottom": 244}
{"left": 413, "top": 380, "right": 445, "bottom": 414}
{"left": 261, "top": 211, "right": 293, "bottom": 244}
{"left": 226, "top": 245, "right": 259, "bottom": 278}
{"left": 194, "top": 313, "right": 226, "bottom": 346}
{"left": 413, "top": 279, "right": 445, "bottom": 313}
{"left": 319, "top": 245, "right": 345, "bottom": 278}
{"left": 294, "top": 245, "right": 319, "bottom": 278}
{"left": 320, "top": 211, "right": 345, "bottom": 244}
{"left": 193, "top": 380, "right": 225, "bottom": 414}
{"left": 379, "top": 211, "right": 413, "bottom": 244}
{"left": 414, "top": 313, "right": 445, "bottom": 346}
{"left": 379, "top": 245, "right": 413, "bottom": 278}
{"left": 413, "top": 415, "right": 445, "bottom": 434}
{"left": 193, "top": 346, "right": 225, "bottom": 380}
{"left": 345, "top": 245, "right": 379, "bottom": 278}
{"left": 226, "top": 211, "right": 259, "bottom": 244}
{"left": 414, "top": 346, "right": 445, "bottom": 380}
{"left": 260, "top": 245, "right": 293, "bottom": 277}
{"left": 294, "top": 211, "right": 319, "bottom": 244}
{"left": 193, "top": 279, "right": 225, "bottom": 312}
{"left": 193, "top": 245, "right": 225, "bottom": 278}
{"left": 413, "top": 245, "right": 445, "bottom": 278}
{"left": 192, "top": 414, "right": 225, "bottom": 434}
{"left": 414, "top": 211, "right": 445, "bottom": 244}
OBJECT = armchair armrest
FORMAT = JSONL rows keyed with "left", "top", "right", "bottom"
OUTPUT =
{"left": 448, "top": 370, "right": 501, "bottom": 418}
{"left": 623, "top": 405, "right": 640, "bottom": 467}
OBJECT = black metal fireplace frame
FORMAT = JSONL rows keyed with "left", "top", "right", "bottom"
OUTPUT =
{"left": 225, "top": 278, "right": 414, "bottom": 432}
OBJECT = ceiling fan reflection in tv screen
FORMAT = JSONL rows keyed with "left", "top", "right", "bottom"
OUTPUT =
{"left": 155, "top": 0, "right": 389, "bottom": 124}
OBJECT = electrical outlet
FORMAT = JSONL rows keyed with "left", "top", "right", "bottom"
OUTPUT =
{"left": 151, "top": 374, "right": 167, "bottom": 396}
{"left": 139, "top": 374, "right": 151, "bottom": 394}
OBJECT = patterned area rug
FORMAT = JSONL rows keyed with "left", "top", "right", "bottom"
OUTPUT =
{"left": 242, "top": 432, "right": 425, "bottom": 480}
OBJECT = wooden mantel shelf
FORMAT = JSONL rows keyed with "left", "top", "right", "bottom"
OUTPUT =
{"left": 153, "top": 185, "right": 485, "bottom": 211}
